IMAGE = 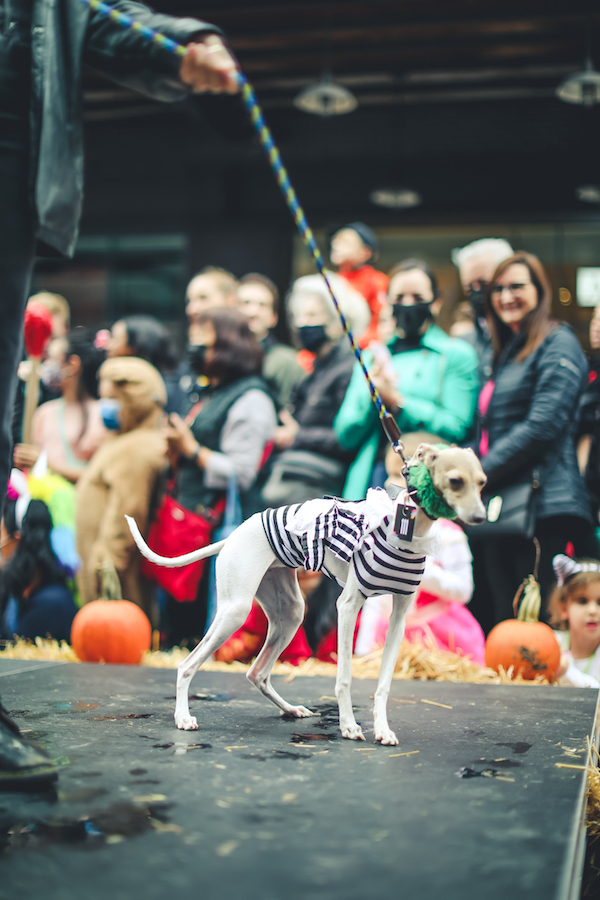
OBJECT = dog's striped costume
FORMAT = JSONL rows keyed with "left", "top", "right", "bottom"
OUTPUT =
{"left": 261, "top": 496, "right": 427, "bottom": 598}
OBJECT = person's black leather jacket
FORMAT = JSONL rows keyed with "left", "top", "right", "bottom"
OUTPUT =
{"left": 480, "top": 323, "right": 591, "bottom": 523}
{"left": 28, "top": 0, "right": 220, "bottom": 256}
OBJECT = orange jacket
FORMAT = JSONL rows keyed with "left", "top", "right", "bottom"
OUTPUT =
{"left": 339, "top": 265, "right": 389, "bottom": 348}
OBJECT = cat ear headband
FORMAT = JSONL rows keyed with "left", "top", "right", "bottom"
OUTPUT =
{"left": 553, "top": 554, "right": 600, "bottom": 587}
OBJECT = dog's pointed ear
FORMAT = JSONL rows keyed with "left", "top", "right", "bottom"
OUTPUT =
{"left": 412, "top": 442, "right": 439, "bottom": 469}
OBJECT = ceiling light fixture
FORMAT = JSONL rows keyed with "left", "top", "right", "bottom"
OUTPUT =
{"left": 369, "top": 188, "right": 422, "bottom": 209}
{"left": 576, "top": 184, "right": 600, "bottom": 204}
{"left": 557, "top": 56, "right": 600, "bottom": 106}
{"left": 294, "top": 75, "right": 358, "bottom": 116}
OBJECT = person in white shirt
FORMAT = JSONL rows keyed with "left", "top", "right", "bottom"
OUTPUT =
{"left": 549, "top": 554, "right": 600, "bottom": 687}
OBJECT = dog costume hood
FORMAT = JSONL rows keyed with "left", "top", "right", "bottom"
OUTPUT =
{"left": 99, "top": 357, "right": 167, "bottom": 434}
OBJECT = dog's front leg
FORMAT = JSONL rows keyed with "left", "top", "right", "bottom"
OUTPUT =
{"left": 335, "top": 578, "right": 366, "bottom": 741}
{"left": 373, "top": 593, "right": 412, "bottom": 745}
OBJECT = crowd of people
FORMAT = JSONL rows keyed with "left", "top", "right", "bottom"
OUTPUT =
{"left": 3, "top": 224, "right": 600, "bottom": 687}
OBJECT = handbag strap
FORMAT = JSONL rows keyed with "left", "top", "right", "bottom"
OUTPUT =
{"left": 223, "top": 475, "right": 241, "bottom": 530}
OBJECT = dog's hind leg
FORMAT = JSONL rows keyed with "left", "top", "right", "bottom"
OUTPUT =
{"left": 247, "top": 567, "right": 316, "bottom": 718}
{"left": 335, "top": 572, "right": 367, "bottom": 741}
{"left": 372, "top": 592, "right": 412, "bottom": 745}
{"left": 174, "top": 599, "right": 252, "bottom": 730}
{"left": 174, "top": 517, "right": 275, "bottom": 731}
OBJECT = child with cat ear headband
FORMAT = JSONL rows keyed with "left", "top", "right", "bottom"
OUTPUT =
{"left": 549, "top": 554, "right": 600, "bottom": 687}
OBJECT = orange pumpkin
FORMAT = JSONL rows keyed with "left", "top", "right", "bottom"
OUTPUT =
{"left": 71, "top": 561, "right": 151, "bottom": 665}
{"left": 485, "top": 573, "right": 561, "bottom": 680}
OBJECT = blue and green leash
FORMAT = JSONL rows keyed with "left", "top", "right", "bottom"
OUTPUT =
{"left": 79, "top": 0, "right": 406, "bottom": 460}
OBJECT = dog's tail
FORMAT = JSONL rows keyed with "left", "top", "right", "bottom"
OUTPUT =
{"left": 125, "top": 515, "right": 226, "bottom": 567}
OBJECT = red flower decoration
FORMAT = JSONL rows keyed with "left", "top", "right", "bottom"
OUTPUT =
{"left": 23, "top": 303, "right": 53, "bottom": 358}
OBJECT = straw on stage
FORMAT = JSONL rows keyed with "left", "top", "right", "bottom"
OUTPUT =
{"left": 0, "top": 636, "right": 552, "bottom": 685}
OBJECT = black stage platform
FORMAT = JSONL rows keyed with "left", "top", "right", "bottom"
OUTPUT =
{"left": 0, "top": 659, "right": 598, "bottom": 900}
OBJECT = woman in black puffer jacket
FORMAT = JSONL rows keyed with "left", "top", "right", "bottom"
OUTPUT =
{"left": 476, "top": 251, "right": 591, "bottom": 625}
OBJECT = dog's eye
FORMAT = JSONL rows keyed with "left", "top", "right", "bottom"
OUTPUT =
{"left": 449, "top": 477, "right": 464, "bottom": 491}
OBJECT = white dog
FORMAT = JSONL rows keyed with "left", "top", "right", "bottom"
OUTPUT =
{"left": 126, "top": 443, "right": 486, "bottom": 745}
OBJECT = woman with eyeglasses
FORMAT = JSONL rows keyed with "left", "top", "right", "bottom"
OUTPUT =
{"left": 477, "top": 251, "right": 592, "bottom": 626}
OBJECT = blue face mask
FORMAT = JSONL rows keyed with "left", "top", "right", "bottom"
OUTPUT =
{"left": 100, "top": 398, "right": 122, "bottom": 431}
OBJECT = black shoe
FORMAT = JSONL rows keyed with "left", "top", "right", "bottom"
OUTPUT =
{"left": 0, "top": 701, "right": 57, "bottom": 792}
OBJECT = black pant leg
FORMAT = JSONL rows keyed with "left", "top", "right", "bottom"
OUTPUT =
{"left": 0, "top": 144, "right": 35, "bottom": 518}
{"left": 467, "top": 540, "right": 496, "bottom": 636}
{"left": 483, "top": 517, "right": 592, "bottom": 628}
{"left": 483, "top": 536, "right": 537, "bottom": 627}
{"left": 534, "top": 516, "right": 592, "bottom": 620}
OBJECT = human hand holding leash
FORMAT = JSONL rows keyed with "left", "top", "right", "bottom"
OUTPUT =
{"left": 180, "top": 36, "right": 239, "bottom": 94}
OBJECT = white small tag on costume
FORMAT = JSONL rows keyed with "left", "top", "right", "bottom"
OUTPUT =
{"left": 394, "top": 503, "right": 416, "bottom": 541}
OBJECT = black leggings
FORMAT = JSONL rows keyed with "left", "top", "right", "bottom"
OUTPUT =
{"left": 481, "top": 516, "right": 592, "bottom": 627}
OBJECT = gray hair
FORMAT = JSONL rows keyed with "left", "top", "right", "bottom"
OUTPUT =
{"left": 287, "top": 272, "right": 371, "bottom": 341}
{"left": 451, "top": 238, "right": 514, "bottom": 270}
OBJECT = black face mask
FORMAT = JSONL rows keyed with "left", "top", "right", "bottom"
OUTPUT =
{"left": 188, "top": 342, "right": 208, "bottom": 375}
{"left": 467, "top": 287, "right": 486, "bottom": 321}
{"left": 297, "top": 324, "right": 329, "bottom": 353}
{"left": 392, "top": 302, "right": 433, "bottom": 343}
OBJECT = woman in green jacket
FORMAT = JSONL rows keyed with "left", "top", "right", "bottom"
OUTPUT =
{"left": 334, "top": 259, "right": 479, "bottom": 499}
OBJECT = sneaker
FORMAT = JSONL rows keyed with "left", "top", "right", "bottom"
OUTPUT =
{"left": 0, "top": 701, "right": 57, "bottom": 792}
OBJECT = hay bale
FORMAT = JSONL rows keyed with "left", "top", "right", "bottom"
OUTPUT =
{"left": 0, "top": 636, "right": 550, "bottom": 684}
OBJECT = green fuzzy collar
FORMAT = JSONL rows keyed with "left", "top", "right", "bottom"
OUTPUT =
{"left": 405, "top": 460, "right": 458, "bottom": 521}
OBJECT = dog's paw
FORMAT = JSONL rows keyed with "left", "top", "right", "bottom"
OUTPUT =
{"left": 282, "top": 705, "right": 316, "bottom": 718}
{"left": 341, "top": 723, "right": 365, "bottom": 741}
{"left": 175, "top": 714, "right": 198, "bottom": 731}
{"left": 374, "top": 727, "right": 398, "bottom": 746}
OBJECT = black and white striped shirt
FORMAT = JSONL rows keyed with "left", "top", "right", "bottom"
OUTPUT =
{"left": 261, "top": 497, "right": 428, "bottom": 598}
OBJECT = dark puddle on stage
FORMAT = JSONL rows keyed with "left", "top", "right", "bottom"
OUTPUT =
{"left": 0, "top": 799, "right": 171, "bottom": 854}
{"left": 128, "top": 767, "right": 162, "bottom": 784}
{"left": 8, "top": 710, "right": 48, "bottom": 721}
{"left": 495, "top": 741, "right": 532, "bottom": 754}
{"left": 91, "top": 713, "right": 153, "bottom": 721}
{"left": 455, "top": 766, "right": 517, "bottom": 779}
{"left": 151, "top": 742, "right": 212, "bottom": 752}
{"left": 290, "top": 733, "right": 337, "bottom": 743}
{"left": 310, "top": 702, "right": 363, "bottom": 732}
{"left": 312, "top": 704, "right": 338, "bottom": 729}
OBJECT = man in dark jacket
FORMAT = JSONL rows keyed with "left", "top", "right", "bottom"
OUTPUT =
{"left": 0, "top": 0, "right": 237, "bottom": 790}
{"left": 237, "top": 273, "right": 305, "bottom": 409}
{"left": 0, "top": 0, "right": 237, "bottom": 511}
